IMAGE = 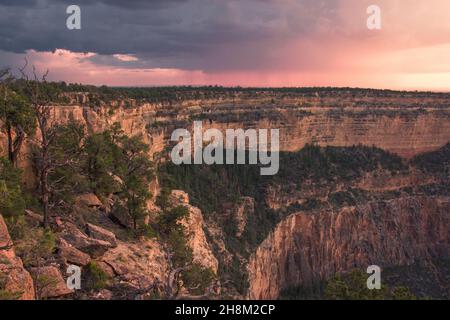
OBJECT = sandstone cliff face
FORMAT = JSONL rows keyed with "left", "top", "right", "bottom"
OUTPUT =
{"left": 248, "top": 196, "right": 450, "bottom": 299}
{"left": 0, "top": 214, "right": 35, "bottom": 300}
{"left": 200, "top": 109, "right": 450, "bottom": 158}
{"left": 168, "top": 190, "right": 219, "bottom": 273}
{"left": 4, "top": 98, "right": 450, "bottom": 189}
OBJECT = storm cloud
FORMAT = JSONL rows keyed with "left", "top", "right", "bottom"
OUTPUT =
{"left": 0, "top": 0, "right": 344, "bottom": 71}
{"left": 0, "top": 0, "right": 449, "bottom": 89}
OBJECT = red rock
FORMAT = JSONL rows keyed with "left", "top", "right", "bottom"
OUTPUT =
{"left": 0, "top": 214, "right": 35, "bottom": 300}
{"left": 85, "top": 223, "right": 117, "bottom": 248}
{"left": 29, "top": 266, "right": 73, "bottom": 298}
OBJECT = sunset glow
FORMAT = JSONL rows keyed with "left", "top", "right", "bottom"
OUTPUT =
{"left": 1, "top": 0, "right": 449, "bottom": 90}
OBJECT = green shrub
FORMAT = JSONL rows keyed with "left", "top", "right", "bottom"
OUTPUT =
{"left": 182, "top": 264, "right": 215, "bottom": 295}
{"left": 0, "top": 273, "right": 22, "bottom": 300}
{"left": 85, "top": 261, "right": 110, "bottom": 290}
{"left": 0, "top": 157, "right": 25, "bottom": 218}
{"left": 324, "top": 269, "right": 417, "bottom": 300}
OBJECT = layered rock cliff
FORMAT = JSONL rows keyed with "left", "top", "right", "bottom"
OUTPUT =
{"left": 248, "top": 196, "right": 450, "bottom": 299}
{"left": 2, "top": 91, "right": 449, "bottom": 191}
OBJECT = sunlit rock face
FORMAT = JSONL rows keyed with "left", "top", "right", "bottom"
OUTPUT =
{"left": 0, "top": 214, "right": 35, "bottom": 300}
{"left": 5, "top": 91, "right": 450, "bottom": 189}
{"left": 168, "top": 190, "right": 219, "bottom": 274}
{"left": 248, "top": 196, "right": 450, "bottom": 299}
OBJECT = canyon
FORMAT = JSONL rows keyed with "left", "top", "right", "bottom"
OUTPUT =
{"left": 1, "top": 88, "right": 449, "bottom": 299}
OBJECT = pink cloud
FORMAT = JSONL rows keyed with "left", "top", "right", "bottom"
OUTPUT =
{"left": 14, "top": 0, "right": 450, "bottom": 91}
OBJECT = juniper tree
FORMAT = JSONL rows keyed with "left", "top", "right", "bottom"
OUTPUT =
{"left": 19, "top": 61, "right": 59, "bottom": 228}
{"left": 117, "top": 134, "right": 153, "bottom": 230}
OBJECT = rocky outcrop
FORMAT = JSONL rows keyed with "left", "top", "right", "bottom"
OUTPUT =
{"left": 0, "top": 214, "right": 35, "bottom": 300}
{"left": 75, "top": 194, "right": 103, "bottom": 208}
{"left": 29, "top": 266, "right": 73, "bottom": 299}
{"left": 248, "top": 196, "right": 450, "bottom": 299}
{"left": 57, "top": 239, "right": 91, "bottom": 267}
{"left": 233, "top": 197, "right": 254, "bottom": 238}
{"left": 168, "top": 190, "right": 190, "bottom": 206}
{"left": 168, "top": 190, "right": 219, "bottom": 273}
{"left": 60, "top": 222, "right": 113, "bottom": 258}
{"left": 100, "top": 239, "right": 169, "bottom": 293}
{"left": 51, "top": 220, "right": 169, "bottom": 299}
{"left": 85, "top": 223, "right": 118, "bottom": 248}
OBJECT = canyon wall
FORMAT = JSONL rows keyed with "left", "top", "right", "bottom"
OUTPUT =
{"left": 3, "top": 102, "right": 449, "bottom": 165}
{"left": 199, "top": 108, "right": 450, "bottom": 159}
{"left": 248, "top": 196, "right": 450, "bottom": 299}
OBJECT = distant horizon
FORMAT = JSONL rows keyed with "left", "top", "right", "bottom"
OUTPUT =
{"left": 106, "top": 85, "right": 450, "bottom": 94}
{"left": 31, "top": 80, "right": 450, "bottom": 94}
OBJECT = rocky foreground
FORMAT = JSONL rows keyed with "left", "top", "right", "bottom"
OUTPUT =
{"left": 0, "top": 190, "right": 219, "bottom": 300}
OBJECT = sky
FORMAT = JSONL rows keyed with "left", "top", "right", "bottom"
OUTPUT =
{"left": 0, "top": 0, "right": 449, "bottom": 90}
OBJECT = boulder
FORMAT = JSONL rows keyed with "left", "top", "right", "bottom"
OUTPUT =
{"left": 61, "top": 222, "right": 112, "bottom": 258}
{"left": 29, "top": 266, "right": 73, "bottom": 298}
{"left": 0, "top": 265, "right": 35, "bottom": 300}
{"left": 0, "top": 214, "right": 35, "bottom": 300}
{"left": 24, "top": 209, "right": 44, "bottom": 227}
{"left": 109, "top": 205, "right": 133, "bottom": 228}
{"left": 85, "top": 223, "right": 117, "bottom": 248}
{"left": 75, "top": 193, "right": 103, "bottom": 207}
{"left": 58, "top": 239, "right": 91, "bottom": 266}
{"left": 94, "top": 261, "right": 115, "bottom": 278}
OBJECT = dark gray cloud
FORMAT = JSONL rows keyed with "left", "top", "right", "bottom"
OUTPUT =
{"left": 0, "top": 0, "right": 39, "bottom": 7}
{"left": 54, "top": 0, "right": 188, "bottom": 9}
{"left": 0, "top": 0, "right": 341, "bottom": 71}
{"left": 0, "top": 0, "right": 187, "bottom": 9}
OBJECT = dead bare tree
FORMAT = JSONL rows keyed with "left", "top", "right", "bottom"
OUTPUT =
{"left": 165, "top": 266, "right": 186, "bottom": 299}
{"left": 19, "top": 60, "right": 56, "bottom": 228}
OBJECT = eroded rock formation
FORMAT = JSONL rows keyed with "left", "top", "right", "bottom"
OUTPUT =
{"left": 248, "top": 196, "right": 450, "bottom": 299}
{"left": 3, "top": 93, "right": 450, "bottom": 188}
{"left": 168, "top": 190, "right": 219, "bottom": 273}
